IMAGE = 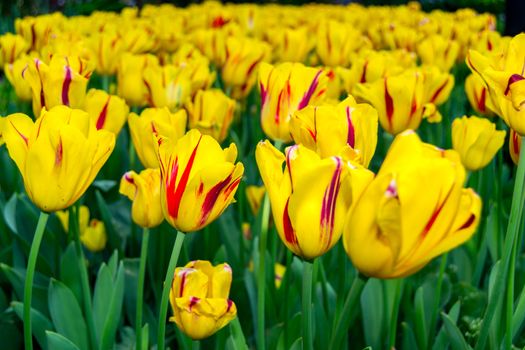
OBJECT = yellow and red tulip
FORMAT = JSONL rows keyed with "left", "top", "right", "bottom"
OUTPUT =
{"left": 117, "top": 53, "right": 158, "bottom": 107}
{"left": 5, "top": 55, "right": 33, "bottom": 102}
{"left": 510, "top": 128, "right": 521, "bottom": 165}
{"left": 56, "top": 205, "right": 107, "bottom": 252}
{"left": 0, "top": 33, "right": 29, "bottom": 68}
{"left": 417, "top": 35, "right": 460, "bottom": 72}
{"left": 465, "top": 73, "right": 495, "bottom": 116}
{"left": 143, "top": 63, "right": 192, "bottom": 111}
{"left": 246, "top": 185, "right": 265, "bottom": 215}
{"left": 83, "top": 89, "right": 129, "bottom": 135}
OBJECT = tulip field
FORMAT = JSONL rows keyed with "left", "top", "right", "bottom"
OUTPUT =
{"left": 1, "top": 1, "right": 525, "bottom": 349}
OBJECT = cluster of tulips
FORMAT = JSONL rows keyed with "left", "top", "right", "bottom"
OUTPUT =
{"left": 0, "top": 1, "right": 524, "bottom": 349}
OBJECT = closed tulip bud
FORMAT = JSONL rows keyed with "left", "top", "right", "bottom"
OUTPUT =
{"left": 256, "top": 141, "right": 374, "bottom": 260}
{"left": 222, "top": 37, "right": 271, "bottom": 99}
{"left": 290, "top": 96, "right": 378, "bottom": 167}
{"left": 88, "top": 31, "right": 125, "bottom": 75}
{"left": 156, "top": 129, "right": 244, "bottom": 232}
{"left": 56, "top": 205, "right": 107, "bottom": 252}
{"left": 117, "top": 53, "right": 159, "bottom": 107}
{"left": 0, "top": 33, "right": 29, "bottom": 68}
{"left": 5, "top": 56, "right": 33, "bottom": 102}
{"left": 170, "top": 261, "right": 237, "bottom": 340}
{"left": 510, "top": 128, "right": 521, "bottom": 165}
{"left": 128, "top": 107, "right": 187, "bottom": 169}
{"left": 186, "top": 89, "right": 235, "bottom": 143}
{"left": 15, "top": 14, "right": 60, "bottom": 51}
{"left": 452, "top": 116, "right": 505, "bottom": 171}
{"left": 120, "top": 168, "right": 164, "bottom": 228}
{"left": 421, "top": 66, "right": 454, "bottom": 107}
{"left": 259, "top": 62, "right": 328, "bottom": 143}
{"left": 266, "top": 26, "right": 314, "bottom": 63}
{"left": 343, "top": 130, "right": 482, "bottom": 279}
{"left": 24, "top": 55, "right": 93, "bottom": 117}
{"left": 122, "top": 27, "right": 159, "bottom": 54}
{"left": 83, "top": 89, "right": 129, "bottom": 135}
{"left": 143, "top": 64, "right": 192, "bottom": 111}
{"left": 191, "top": 29, "right": 228, "bottom": 67}
{"left": 246, "top": 185, "right": 265, "bottom": 215}
{"left": 172, "top": 56, "right": 216, "bottom": 97}
{"left": 417, "top": 35, "right": 460, "bottom": 72}
{"left": 383, "top": 25, "right": 421, "bottom": 52}
{"left": 465, "top": 74, "right": 495, "bottom": 116}
{"left": 3, "top": 106, "right": 115, "bottom": 212}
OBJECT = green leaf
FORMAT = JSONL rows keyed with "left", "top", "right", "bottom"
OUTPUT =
{"left": 3, "top": 193, "right": 17, "bottom": 233}
{"left": 92, "top": 180, "right": 117, "bottom": 192}
{"left": 401, "top": 322, "right": 418, "bottom": 350}
{"left": 12, "top": 301, "right": 54, "bottom": 350}
{"left": 414, "top": 286, "right": 428, "bottom": 349}
{"left": 46, "top": 331, "right": 81, "bottom": 350}
{"left": 48, "top": 279, "right": 88, "bottom": 350}
{"left": 289, "top": 337, "right": 302, "bottom": 350}
{"left": 60, "top": 243, "right": 82, "bottom": 306}
{"left": 360, "top": 279, "right": 384, "bottom": 350}
{"left": 441, "top": 312, "right": 471, "bottom": 350}
{"left": 95, "top": 191, "right": 122, "bottom": 254}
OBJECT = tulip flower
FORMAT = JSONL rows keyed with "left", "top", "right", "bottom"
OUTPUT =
{"left": 290, "top": 96, "right": 378, "bottom": 167}
{"left": 24, "top": 55, "right": 93, "bottom": 117}
{"left": 191, "top": 29, "right": 228, "bottom": 67}
{"left": 117, "top": 53, "right": 158, "bottom": 107}
{"left": 0, "top": 33, "right": 29, "bottom": 68}
{"left": 119, "top": 168, "right": 164, "bottom": 228}
{"left": 420, "top": 66, "right": 454, "bottom": 110}
{"left": 122, "top": 26, "right": 159, "bottom": 54}
{"left": 56, "top": 206, "right": 107, "bottom": 253}
{"left": 467, "top": 34, "right": 525, "bottom": 135}
{"left": 143, "top": 63, "right": 192, "bottom": 111}
{"left": 83, "top": 89, "right": 129, "bottom": 135}
{"left": 343, "top": 130, "right": 482, "bottom": 279}
{"left": 170, "top": 53, "right": 216, "bottom": 97}
{"left": 5, "top": 56, "right": 33, "bottom": 102}
{"left": 451, "top": 116, "right": 505, "bottom": 171}
{"left": 266, "top": 26, "right": 314, "bottom": 63}
{"left": 170, "top": 260, "right": 237, "bottom": 340}
{"left": 274, "top": 263, "right": 286, "bottom": 288}
{"left": 0, "top": 117, "right": 5, "bottom": 146}
{"left": 186, "top": 89, "right": 235, "bottom": 143}
{"left": 510, "top": 128, "right": 521, "bottom": 165}
{"left": 246, "top": 185, "right": 265, "bottom": 215}
{"left": 465, "top": 74, "right": 494, "bottom": 117}
{"left": 255, "top": 141, "right": 374, "bottom": 260}
{"left": 128, "top": 107, "right": 187, "bottom": 169}
{"left": 2, "top": 106, "right": 115, "bottom": 212}
{"left": 417, "top": 35, "right": 460, "bottom": 72}
{"left": 15, "top": 14, "right": 60, "bottom": 51}
{"left": 156, "top": 129, "right": 244, "bottom": 232}
{"left": 259, "top": 62, "right": 328, "bottom": 143}
{"left": 88, "top": 31, "right": 125, "bottom": 75}
{"left": 383, "top": 25, "right": 421, "bottom": 52}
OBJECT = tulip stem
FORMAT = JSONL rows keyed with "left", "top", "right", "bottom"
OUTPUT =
{"left": 475, "top": 136, "right": 525, "bottom": 350}
{"left": 256, "top": 194, "right": 270, "bottom": 350}
{"left": 302, "top": 260, "right": 314, "bottom": 350}
{"left": 428, "top": 254, "right": 447, "bottom": 348}
{"left": 230, "top": 317, "right": 248, "bottom": 350}
{"left": 136, "top": 227, "right": 150, "bottom": 350}
{"left": 388, "top": 278, "right": 403, "bottom": 349}
{"left": 158, "top": 230, "right": 185, "bottom": 350}
{"left": 23, "top": 211, "right": 49, "bottom": 350}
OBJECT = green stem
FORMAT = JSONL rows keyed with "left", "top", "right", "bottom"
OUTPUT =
{"left": 157, "top": 230, "right": 186, "bottom": 350}
{"left": 428, "top": 254, "right": 447, "bottom": 347}
{"left": 475, "top": 136, "right": 525, "bottom": 350}
{"left": 329, "top": 273, "right": 366, "bottom": 349}
{"left": 230, "top": 317, "right": 249, "bottom": 350}
{"left": 302, "top": 260, "right": 314, "bottom": 350}
{"left": 23, "top": 212, "right": 49, "bottom": 350}
{"left": 388, "top": 279, "right": 403, "bottom": 349}
{"left": 256, "top": 194, "right": 270, "bottom": 350}
{"left": 136, "top": 227, "right": 150, "bottom": 350}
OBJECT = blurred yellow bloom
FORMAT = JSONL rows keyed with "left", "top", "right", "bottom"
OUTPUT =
{"left": 465, "top": 74, "right": 494, "bottom": 116}
{"left": 120, "top": 168, "right": 164, "bottom": 228}
{"left": 510, "top": 128, "right": 521, "bottom": 165}
{"left": 0, "top": 33, "right": 29, "bottom": 68}
{"left": 343, "top": 130, "right": 481, "bottom": 279}
{"left": 5, "top": 55, "right": 33, "bottom": 102}
{"left": 186, "top": 89, "right": 235, "bottom": 143}
{"left": 83, "top": 89, "right": 129, "bottom": 135}
{"left": 383, "top": 25, "right": 421, "bottom": 52}
{"left": 15, "top": 14, "right": 61, "bottom": 51}
{"left": 290, "top": 96, "right": 378, "bottom": 167}
{"left": 172, "top": 56, "right": 216, "bottom": 97}
{"left": 122, "top": 26, "right": 159, "bottom": 54}
{"left": 117, "top": 53, "right": 158, "bottom": 107}
{"left": 256, "top": 141, "right": 373, "bottom": 260}
{"left": 259, "top": 62, "right": 328, "bottom": 143}
{"left": 191, "top": 29, "right": 228, "bottom": 67}
{"left": 170, "top": 261, "right": 237, "bottom": 340}
{"left": 451, "top": 116, "right": 505, "bottom": 171}
{"left": 88, "top": 31, "right": 126, "bottom": 75}
{"left": 266, "top": 26, "right": 314, "bottom": 63}
{"left": 128, "top": 107, "right": 187, "bottom": 169}
{"left": 2, "top": 106, "right": 115, "bottom": 212}
{"left": 417, "top": 35, "right": 459, "bottom": 71}
{"left": 274, "top": 263, "right": 286, "bottom": 288}
{"left": 56, "top": 205, "right": 107, "bottom": 252}
{"left": 246, "top": 185, "right": 265, "bottom": 215}
{"left": 0, "top": 117, "right": 5, "bottom": 146}
{"left": 143, "top": 64, "right": 192, "bottom": 111}
{"left": 156, "top": 129, "right": 244, "bottom": 232}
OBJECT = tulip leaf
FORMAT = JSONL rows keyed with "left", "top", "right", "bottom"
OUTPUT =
{"left": 401, "top": 322, "right": 418, "bottom": 350}
{"left": 48, "top": 279, "right": 89, "bottom": 350}
{"left": 45, "top": 331, "right": 81, "bottom": 350}
{"left": 3, "top": 193, "right": 17, "bottom": 234}
{"left": 59, "top": 242, "right": 82, "bottom": 306}
{"left": 95, "top": 191, "right": 122, "bottom": 254}
{"left": 123, "top": 258, "right": 139, "bottom": 326}
{"left": 360, "top": 279, "right": 384, "bottom": 350}
{"left": 12, "top": 301, "right": 54, "bottom": 350}
{"left": 414, "top": 286, "right": 428, "bottom": 349}
{"left": 511, "top": 280, "right": 525, "bottom": 339}
{"left": 288, "top": 337, "right": 302, "bottom": 350}
{"left": 92, "top": 180, "right": 117, "bottom": 192}
{"left": 441, "top": 312, "right": 471, "bottom": 350}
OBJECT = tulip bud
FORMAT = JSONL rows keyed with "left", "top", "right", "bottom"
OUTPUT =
{"left": 117, "top": 53, "right": 158, "bottom": 107}
{"left": 56, "top": 205, "right": 107, "bottom": 252}
{"left": 256, "top": 141, "right": 374, "bottom": 260}
{"left": 170, "top": 261, "right": 237, "bottom": 340}
{"left": 3, "top": 106, "right": 115, "bottom": 212}
{"left": 246, "top": 185, "right": 265, "bottom": 215}
{"left": 451, "top": 116, "right": 505, "bottom": 171}
{"left": 128, "top": 107, "right": 187, "bottom": 169}
{"left": 83, "top": 89, "right": 129, "bottom": 135}
{"left": 266, "top": 26, "right": 314, "bottom": 63}
{"left": 510, "top": 128, "right": 521, "bottom": 165}
{"left": 417, "top": 35, "right": 460, "bottom": 72}
{"left": 156, "top": 129, "right": 244, "bottom": 232}
{"left": 465, "top": 74, "right": 494, "bottom": 116}
{"left": 191, "top": 29, "right": 228, "bottom": 67}
{"left": 143, "top": 64, "right": 192, "bottom": 111}
{"left": 344, "top": 130, "right": 481, "bottom": 278}
{"left": 259, "top": 62, "right": 328, "bottom": 143}
{"left": 120, "top": 168, "right": 164, "bottom": 228}
{"left": 0, "top": 33, "right": 29, "bottom": 68}
{"left": 5, "top": 56, "right": 33, "bottom": 102}
{"left": 290, "top": 96, "right": 378, "bottom": 167}
{"left": 88, "top": 31, "right": 125, "bottom": 76}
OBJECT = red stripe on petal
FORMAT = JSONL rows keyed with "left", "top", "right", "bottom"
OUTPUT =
{"left": 199, "top": 174, "right": 233, "bottom": 226}
{"left": 298, "top": 69, "right": 323, "bottom": 110}
{"left": 384, "top": 79, "right": 394, "bottom": 128}
{"left": 62, "top": 66, "right": 72, "bottom": 106}
{"left": 283, "top": 199, "right": 297, "bottom": 245}
{"left": 96, "top": 96, "right": 111, "bottom": 130}
{"left": 345, "top": 106, "right": 355, "bottom": 148}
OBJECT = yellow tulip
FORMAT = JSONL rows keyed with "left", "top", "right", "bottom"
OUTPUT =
{"left": 465, "top": 74, "right": 495, "bottom": 117}
{"left": 117, "top": 53, "right": 158, "bottom": 107}
{"left": 120, "top": 168, "right": 164, "bottom": 228}
{"left": 191, "top": 29, "right": 228, "bottom": 67}
{"left": 256, "top": 141, "right": 374, "bottom": 260}
{"left": 246, "top": 185, "right": 265, "bottom": 215}
{"left": 156, "top": 129, "right": 244, "bottom": 232}
{"left": 56, "top": 205, "right": 90, "bottom": 233}
{"left": 0, "top": 117, "right": 5, "bottom": 146}
{"left": 259, "top": 62, "right": 328, "bottom": 143}
{"left": 510, "top": 128, "right": 521, "bottom": 165}
{"left": 221, "top": 37, "right": 271, "bottom": 99}
{"left": 173, "top": 56, "right": 216, "bottom": 97}
{"left": 3, "top": 106, "right": 115, "bottom": 212}
{"left": 15, "top": 14, "right": 61, "bottom": 51}
{"left": 128, "top": 107, "right": 187, "bottom": 169}
{"left": 0, "top": 33, "right": 29, "bottom": 68}
{"left": 383, "top": 25, "right": 421, "bottom": 52}
{"left": 88, "top": 31, "right": 125, "bottom": 75}
{"left": 170, "top": 260, "right": 237, "bottom": 340}
{"left": 343, "top": 130, "right": 482, "bottom": 279}
{"left": 122, "top": 26, "right": 159, "bottom": 54}
{"left": 274, "top": 263, "right": 286, "bottom": 288}
{"left": 420, "top": 66, "right": 454, "bottom": 108}
{"left": 83, "top": 89, "right": 129, "bottom": 135}
{"left": 5, "top": 55, "right": 33, "bottom": 102}
{"left": 186, "top": 89, "right": 235, "bottom": 143}
{"left": 143, "top": 64, "right": 192, "bottom": 111}
{"left": 451, "top": 116, "right": 505, "bottom": 171}
{"left": 24, "top": 55, "right": 93, "bottom": 117}
{"left": 417, "top": 35, "right": 460, "bottom": 72}
{"left": 56, "top": 205, "right": 107, "bottom": 252}
{"left": 266, "top": 26, "right": 313, "bottom": 63}
{"left": 290, "top": 96, "right": 378, "bottom": 167}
